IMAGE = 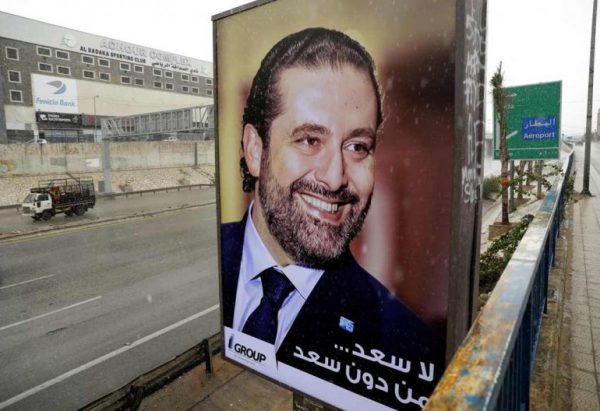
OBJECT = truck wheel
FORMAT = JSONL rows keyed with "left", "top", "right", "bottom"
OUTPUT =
{"left": 41, "top": 210, "right": 52, "bottom": 221}
{"left": 65, "top": 210, "right": 74, "bottom": 217}
{"left": 32, "top": 215, "right": 41, "bottom": 221}
{"left": 74, "top": 205, "right": 85, "bottom": 216}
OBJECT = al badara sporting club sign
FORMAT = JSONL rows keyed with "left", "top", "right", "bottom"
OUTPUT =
{"left": 32, "top": 74, "right": 79, "bottom": 114}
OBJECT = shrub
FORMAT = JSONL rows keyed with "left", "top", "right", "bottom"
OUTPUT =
{"left": 479, "top": 214, "right": 534, "bottom": 294}
{"left": 482, "top": 175, "right": 501, "bottom": 200}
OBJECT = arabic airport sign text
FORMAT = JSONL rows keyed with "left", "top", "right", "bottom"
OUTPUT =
{"left": 494, "top": 81, "right": 561, "bottom": 160}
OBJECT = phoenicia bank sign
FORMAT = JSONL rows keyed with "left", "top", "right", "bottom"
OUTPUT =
{"left": 32, "top": 74, "right": 79, "bottom": 114}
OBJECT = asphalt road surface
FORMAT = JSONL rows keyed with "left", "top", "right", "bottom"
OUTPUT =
{"left": 0, "top": 195, "right": 219, "bottom": 410}
{"left": 0, "top": 187, "right": 215, "bottom": 236}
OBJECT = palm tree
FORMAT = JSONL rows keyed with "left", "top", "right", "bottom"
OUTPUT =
{"left": 491, "top": 63, "right": 510, "bottom": 224}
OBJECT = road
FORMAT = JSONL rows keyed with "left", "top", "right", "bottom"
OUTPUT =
{"left": 0, "top": 187, "right": 215, "bottom": 236}
{"left": 0, "top": 193, "right": 219, "bottom": 410}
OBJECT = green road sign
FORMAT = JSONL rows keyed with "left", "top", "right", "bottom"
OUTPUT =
{"left": 493, "top": 81, "right": 561, "bottom": 160}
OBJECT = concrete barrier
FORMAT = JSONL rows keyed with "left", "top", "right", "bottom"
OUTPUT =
{"left": 0, "top": 141, "right": 215, "bottom": 175}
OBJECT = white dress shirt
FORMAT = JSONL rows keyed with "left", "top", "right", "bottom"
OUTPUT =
{"left": 232, "top": 204, "right": 324, "bottom": 349}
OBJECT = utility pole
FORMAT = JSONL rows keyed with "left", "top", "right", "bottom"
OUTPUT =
{"left": 583, "top": 0, "right": 598, "bottom": 196}
{"left": 93, "top": 95, "right": 99, "bottom": 142}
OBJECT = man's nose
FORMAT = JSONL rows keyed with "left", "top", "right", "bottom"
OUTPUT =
{"left": 314, "top": 147, "right": 347, "bottom": 191}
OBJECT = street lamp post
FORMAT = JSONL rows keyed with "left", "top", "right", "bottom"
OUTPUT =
{"left": 93, "top": 95, "right": 99, "bottom": 142}
{"left": 583, "top": 0, "right": 598, "bottom": 196}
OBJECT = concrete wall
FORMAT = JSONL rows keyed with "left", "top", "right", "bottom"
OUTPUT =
{"left": 0, "top": 141, "right": 214, "bottom": 175}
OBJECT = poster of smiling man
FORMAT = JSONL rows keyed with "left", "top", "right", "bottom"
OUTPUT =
{"left": 213, "top": 0, "right": 486, "bottom": 409}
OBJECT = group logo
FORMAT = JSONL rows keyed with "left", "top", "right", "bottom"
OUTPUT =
{"left": 228, "top": 334, "right": 267, "bottom": 363}
{"left": 47, "top": 80, "right": 67, "bottom": 95}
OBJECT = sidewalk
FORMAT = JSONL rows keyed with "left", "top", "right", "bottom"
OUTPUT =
{"left": 561, "top": 157, "right": 600, "bottom": 410}
{"left": 530, "top": 150, "right": 600, "bottom": 410}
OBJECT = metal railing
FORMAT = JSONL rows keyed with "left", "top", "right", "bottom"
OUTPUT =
{"left": 99, "top": 183, "right": 213, "bottom": 199}
{"left": 426, "top": 152, "right": 574, "bottom": 410}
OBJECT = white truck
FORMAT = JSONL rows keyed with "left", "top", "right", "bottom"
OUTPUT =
{"left": 21, "top": 178, "right": 96, "bottom": 221}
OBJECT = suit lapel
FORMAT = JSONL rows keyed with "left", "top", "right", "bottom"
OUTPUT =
{"left": 220, "top": 214, "right": 247, "bottom": 328}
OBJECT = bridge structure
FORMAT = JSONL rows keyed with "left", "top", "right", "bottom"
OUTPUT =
{"left": 100, "top": 105, "right": 214, "bottom": 141}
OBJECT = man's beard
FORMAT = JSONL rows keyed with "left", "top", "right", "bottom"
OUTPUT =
{"left": 258, "top": 154, "right": 372, "bottom": 267}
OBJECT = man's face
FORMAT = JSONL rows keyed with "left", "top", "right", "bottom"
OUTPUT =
{"left": 255, "top": 64, "right": 378, "bottom": 266}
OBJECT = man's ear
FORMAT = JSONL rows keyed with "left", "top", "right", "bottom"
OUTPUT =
{"left": 242, "top": 124, "right": 263, "bottom": 178}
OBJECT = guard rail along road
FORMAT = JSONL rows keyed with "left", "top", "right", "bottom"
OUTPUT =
{"left": 426, "top": 151, "right": 574, "bottom": 410}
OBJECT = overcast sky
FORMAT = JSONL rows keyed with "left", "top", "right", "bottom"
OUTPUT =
{"left": 0, "top": 0, "right": 597, "bottom": 135}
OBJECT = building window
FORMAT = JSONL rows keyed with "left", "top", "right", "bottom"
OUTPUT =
{"left": 154, "top": 81, "right": 162, "bottom": 88}
{"left": 191, "top": 76, "right": 199, "bottom": 83}
{"left": 99, "top": 58, "right": 110, "bottom": 67}
{"left": 37, "top": 46, "right": 52, "bottom": 57}
{"left": 38, "top": 62, "right": 53, "bottom": 73}
{"left": 99, "top": 72, "right": 111, "bottom": 81}
{"left": 181, "top": 85, "right": 189, "bottom": 93}
{"left": 164, "top": 71, "right": 173, "bottom": 79}
{"left": 205, "top": 78, "right": 213, "bottom": 86}
{"left": 206, "top": 89, "right": 213, "bottom": 96}
{"left": 191, "top": 87, "right": 199, "bottom": 94}
{"left": 181, "top": 74, "right": 189, "bottom": 82}
{"left": 83, "top": 70, "right": 95, "bottom": 79}
{"left": 57, "top": 66, "right": 71, "bottom": 76}
{"left": 120, "top": 76, "right": 131, "bottom": 84}
{"left": 120, "top": 62, "right": 131, "bottom": 71}
{"left": 134, "top": 78, "right": 144, "bottom": 86}
{"left": 5, "top": 46, "right": 19, "bottom": 60}
{"left": 153, "top": 68, "right": 162, "bottom": 77}
{"left": 8, "top": 70, "right": 21, "bottom": 83}
{"left": 165, "top": 83, "right": 174, "bottom": 90}
{"left": 82, "top": 55, "right": 95, "bottom": 65}
{"left": 9, "top": 89, "right": 23, "bottom": 103}
{"left": 55, "top": 50, "right": 70, "bottom": 60}
{"left": 134, "top": 65, "right": 144, "bottom": 74}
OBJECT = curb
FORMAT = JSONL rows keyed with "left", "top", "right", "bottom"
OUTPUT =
{"left": 0, "top": 200, "right": 216, "bottom": 243}
{"left": 0, "top": 184, "right": 214, "bottom": 210}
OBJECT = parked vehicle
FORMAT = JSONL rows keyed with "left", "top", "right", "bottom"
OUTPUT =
{"left": 563, "top": 135, "right": 583, "bottom": 145}
{"left": 21, "top": 178, "right": 96, "bottom": 221}
{"left": 25, "top": 138, "right": 48, "bottom": 144}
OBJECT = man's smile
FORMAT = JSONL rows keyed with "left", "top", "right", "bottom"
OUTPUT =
{"left": 297, "top": 192, "right": 349, "bottom": 223}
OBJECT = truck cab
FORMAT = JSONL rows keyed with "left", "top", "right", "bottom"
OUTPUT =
{"left": 22, "top": 192, "right": 54, "bottom": 220}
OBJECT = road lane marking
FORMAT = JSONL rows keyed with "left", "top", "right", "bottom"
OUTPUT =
{"left": 0, "top": 275, "right": 54, "bottom": 291}
{"left": 0, "top": 296, "right": 102, "bottom": 332}
{"left": 0, "top": 303, "right": 220, "bottom": 409}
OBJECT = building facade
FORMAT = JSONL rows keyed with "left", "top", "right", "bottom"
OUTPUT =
{"left": 0, "top": 11, "right": 213, "bottom": 143}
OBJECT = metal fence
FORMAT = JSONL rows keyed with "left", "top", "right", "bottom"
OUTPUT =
{"left": 426, "top": 152, "right": 574, "bottom": 410}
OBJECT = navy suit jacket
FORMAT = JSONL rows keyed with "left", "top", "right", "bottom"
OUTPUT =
{"left": 221, "top": 218, "right": 445, "bottom": 408}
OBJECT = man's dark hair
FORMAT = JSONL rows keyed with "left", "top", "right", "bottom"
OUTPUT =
{"left": 240, "top": 27, "right": 383, "bottom": 193}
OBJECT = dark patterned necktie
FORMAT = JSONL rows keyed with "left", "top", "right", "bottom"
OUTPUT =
{"left": 242, "top": 267, "right": 295, "bottom": 344}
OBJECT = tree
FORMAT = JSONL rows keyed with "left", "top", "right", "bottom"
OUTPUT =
{"left": 491, "top": 63, "right": 510, "bottom": 224}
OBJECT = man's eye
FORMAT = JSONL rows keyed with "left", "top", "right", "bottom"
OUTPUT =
{"left": 297, "top": 136, "right": 320, "bottom": 146}
{"left": 345, "top": 142, "right": 373, "bottom": 154}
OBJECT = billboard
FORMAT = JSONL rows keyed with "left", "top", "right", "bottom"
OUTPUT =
{"left": 214, "top": 0, "right": 486, "bottom": 409}
{"left": 493, "top": 81, "right": 562, "bottom": 160}
{"left": 32, "top": 74, "right": 79, "bottom": 114}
